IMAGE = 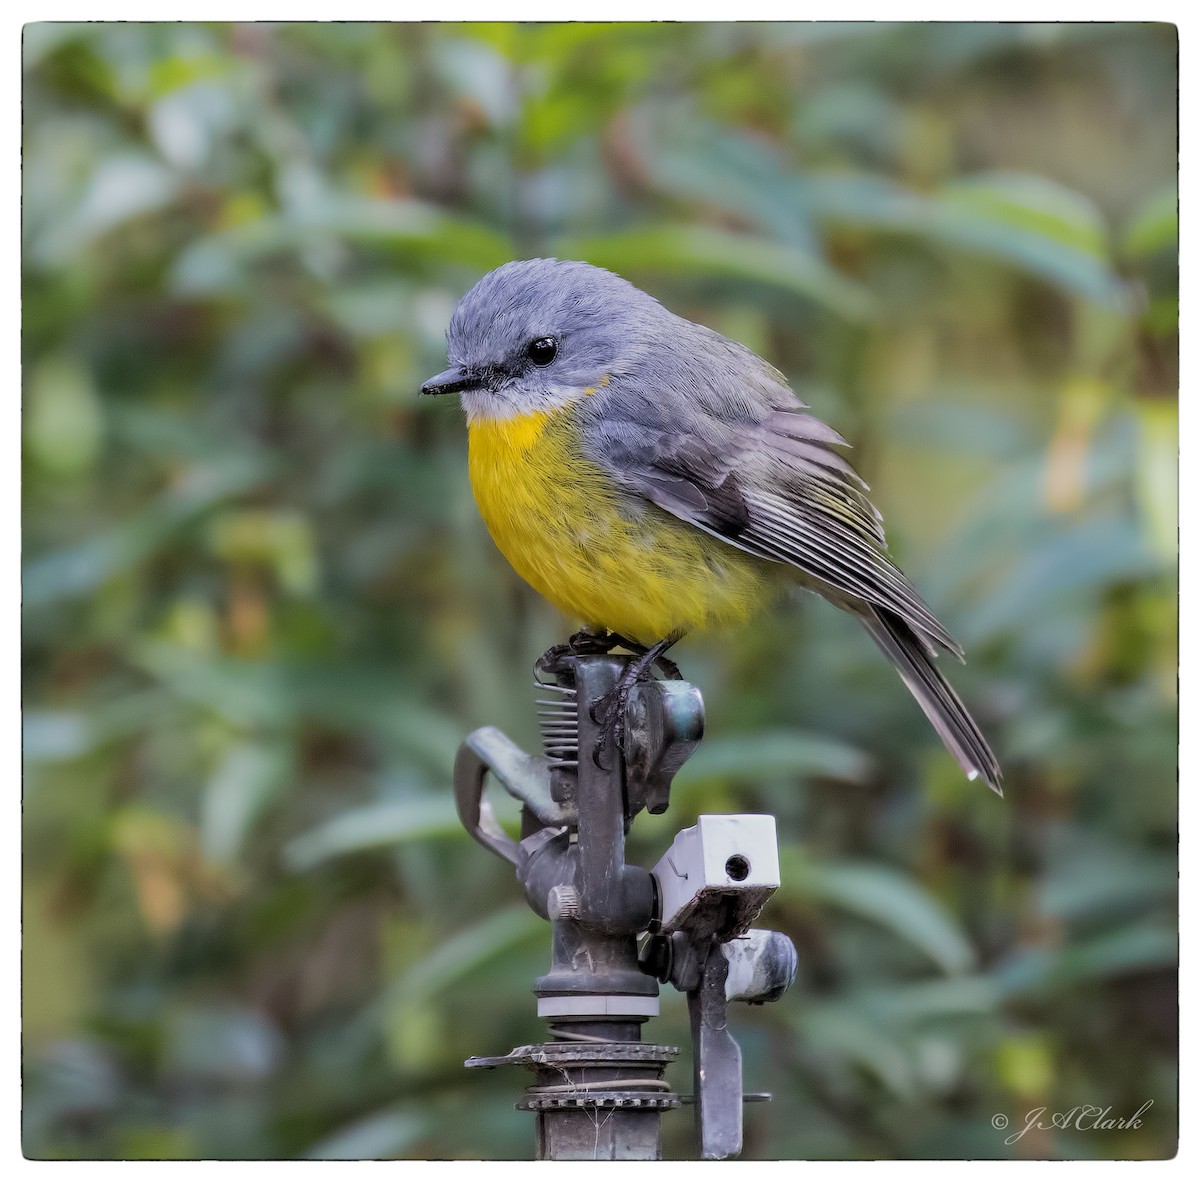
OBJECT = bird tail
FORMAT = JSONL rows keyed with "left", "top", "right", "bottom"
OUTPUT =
{"left": 861, "top": 606, "right": 1002, "bottom": 795}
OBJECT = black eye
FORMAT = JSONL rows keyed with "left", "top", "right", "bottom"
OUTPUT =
{"left": 526, "top": 337, "right": 558, "bottom": 366}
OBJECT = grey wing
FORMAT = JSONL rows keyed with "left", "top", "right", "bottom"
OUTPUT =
{"left": 585, "top": 405, "right": 964, "bottom": 659}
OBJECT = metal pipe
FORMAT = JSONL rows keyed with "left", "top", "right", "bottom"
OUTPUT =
{"left": 572, "top": 657, "right": 656, "bottom": 934}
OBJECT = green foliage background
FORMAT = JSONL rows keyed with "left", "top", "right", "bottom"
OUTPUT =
{"left": 22, "top": 22, "right": 1177, "bottom": 1161}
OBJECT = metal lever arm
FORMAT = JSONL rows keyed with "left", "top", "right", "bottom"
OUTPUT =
{"left": 453, "top": 726, "right": 572, "bottom": 866}
{"left": 687, "top": 942, "right": 743, "bottom": 1160}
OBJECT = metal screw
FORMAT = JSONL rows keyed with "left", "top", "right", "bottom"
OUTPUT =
{"left": 547, "top": 884, "right": 580, "bottom": 920}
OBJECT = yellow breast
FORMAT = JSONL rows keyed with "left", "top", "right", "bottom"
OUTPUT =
{"left": 466, "top": 409, "right": 770, "bottom": 642}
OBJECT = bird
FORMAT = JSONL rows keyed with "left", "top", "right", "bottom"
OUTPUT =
{"left": 421, "top": 258, "right": 1002, "bottom": 794}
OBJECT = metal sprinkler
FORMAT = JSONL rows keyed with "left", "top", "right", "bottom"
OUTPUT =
{"left": 454, "top": 648, "right": 797, "bottom": 1161}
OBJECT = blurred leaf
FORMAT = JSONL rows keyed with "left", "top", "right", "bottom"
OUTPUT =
{"left": 960, "top": 515, "right": 1163, "bottom": 644}
{"left": 23, "top": 1041, "right": 121, "bottom": 1144}
{"left": 1038, "top": 845, "right": 1176, "bottom": 923}
{"left": 164, "top": 1006, "right": 283, "bottom": 1083}
{"left": 207, "top": 509, "right": 319, "bottom": 595}
{"left": 862, "top": 976, "right": 1001, "bottom": 1024}
{"left": 130, "top": 647, "right": 465, "bottom": 767}
{"left": 996, "top": 924, "right": 1177, "bottom": 997}
{"left": 794, "top": 80, "right": 902, "bottom": 162}
{"left": 303, "top": 1109, "right": 429, "bottom": 1161}
{"left": 996, "top": 1034, "right": 1055, "bottom": 1098}
{"left": 25, "top": 356, "right": 104, "bottom": 476}
{"left": 31, "top": 153, "right": 179, "bottom": 266}
{"left": 147, "top": 50, "right": 232, "bottom": 98}
{"left": 171, "top": 199, "right": 513, "bottom": 296}
{"left": 1135, "top": 402, "right": 1179, "bottom": 564}
{"left": 556, "top": 224, "right": 875, "bottom": 321}
{"left": 23, "top": 712, "right": 92, "bottom": 764}
{"left": 23, "top": 692, "right": 179, "bottom": 770}
{"left": 634, "top": 111, "right": 821, "bottom": 251}
{"left": 320, "top": 196, "right": 515, "bottom": 267}
{"left": 284, "top": 796, "right": 462, "bottom": 871}
{"left": 885, "top": 396, "right": 1031, "bottom": 459}
{"left": 793, "top": 1002, "right": 917, "bottom": 1099}
{"left": 1123, "top": 186, "right": 1177, "bottom": 258}
{"left": 201, "top": 742, "right": 293, "bottom": 865}
{"left": 380, "top": 905, "right": 545, "bottom": 1013}
{"left": 805, "top": 172, "right": 1133, "bottom": 308}
{"left": 24, "top": 454, "right": 273, "bottom": 608}
{"left": 941, "top": 172, "right": 1107, "bottom": 258}
{"left": 784, "top": 853, "right": 976, "bottom": 975}
{"left": 676, "top": 730, "right": 872, "bottom": 786}
{"left": 22, "top": 23, "right": 98, "bottom": 70}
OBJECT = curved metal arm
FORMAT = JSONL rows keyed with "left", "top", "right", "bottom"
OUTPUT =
{"left": 454, "top": 739, "right": 520, "bottom": 865}
{"left": 453, "top": 726, "right": 572, "bottom": 866}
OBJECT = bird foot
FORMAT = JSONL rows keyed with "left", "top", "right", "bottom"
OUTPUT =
{"left": 645, "top": 647, "right": 682, "bottom": 681}
{"left": 535, "top": 628, "right": 618, "bottom": 678}
{"left": 535, "top": 627, "right": 683, "bottom": 678}
{"left": 588, "top": 633, "right": 683, "bottom": 769}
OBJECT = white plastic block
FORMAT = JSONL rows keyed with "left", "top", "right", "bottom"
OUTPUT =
{"left": 651, "top": 814, "right": 780, "bottom": 938}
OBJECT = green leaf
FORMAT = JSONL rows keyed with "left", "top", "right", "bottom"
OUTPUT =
{"left": 23, "top": 712, "right": 91, "bottom": 764}
{"left": 22, "top": 692, "right": 179, "bottom": 769}
{"left": 793, "top": 1002, "right": 917, "bottom": 1099}
{"left": 783, "top": 852, "right": 976, "bottom": 975}
{"left": 1135, "top": 402, "right": 1179, "bottom": 564}
{"left": 960, "top": 515, "right": 1164, "bottom": 644}
{"left": 320, "top": 196, "right": 514, "bottom": 268}
{"left": 171, "top": 199, "right": 513, "bottom": 295}
{"left": 805, "top": 172, "right": 1131, "bottom": 309}
{"left": 996, "top": 924, "right": 1177, "bottom": 997}
{"left": 23, "top": 454, "right": 273, "bottom": 608}
{"left": 284, "top": 796, "right": 463, "bottom": 872}
{"left": 31, "top": 154, "right": 180, "bottom": 266}
{"left": 382, "top": 905, "right": 545, "bottom": 1011}
{"left": 22, "top": 23, "right": 98, "bottom": 70}
{"left": 634, "top": 113, "right": 820, "bottom": 252}
{"left": 163, "top": 1005, "right": 283, "bottom": 1083}
{"left": 25, "top": 356, "right": 104, "bottom": 476}
{"left": 555, "top": 224, "right": 875, "bottom": 321}
{"left": 1038, "top": 847, "right": 1176, "bottom": 923}
{"left": 885, "top": 396, "right": 1032, "bottom": 459}
{"left": 675, "top": 729, "right": 872, "bottom": 786}
{"left": 861, "top": 976, "right": 1001, "bottom": 1025}
{"left": 303, "top": 1110, "right": 428, "bottom": 1161}
{"left": 1123, "top": 186, "right": 1178, "bottom": 258}
{"left": 941, "top": 172, "right": 1107, "bottom": 257}
{"left": 201, "top": 742, "right": 293, "bottom": 865}
{"left": 1058, "top": 925, "right": 1178, "bottom": 982}
{"left": 128, "top": 647, "right": 466, "bottom": 768}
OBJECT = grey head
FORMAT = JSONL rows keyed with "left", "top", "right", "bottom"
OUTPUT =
{"left": 419, "top": 258, "right": 669, "bottom": 423}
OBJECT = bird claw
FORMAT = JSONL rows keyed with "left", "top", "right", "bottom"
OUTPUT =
{"left": 607, "top": 633, "right": 681, "bottom": 679}
{"left": 567, "top": 627, "right": 620, "bottom": 655}
{"left": 588, "top": 632, "right": 683, "bottom": 768}
{"left": 590, "top": 687, "right": 628, "bottom": 770}
{"left": 538, "top": 628, "right": 625, "bottom": 678}
{"left": 536, "top": 629, "right": 617, "bottom": 678}
{"left": 536, "top": 629, "right": 682, "bottom": 683}
{"left": 536, "top": 631, "right": 684, "bottom": 768}
{"left": 535, "top": 643, "right": 572, "bottom": 677}
{"left": 654, "top": 652, "right": 682, "bottom": 680}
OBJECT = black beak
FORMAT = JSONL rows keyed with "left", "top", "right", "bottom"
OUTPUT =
{"left": 420, "top": 366, "right": 476, "bottom": 397}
